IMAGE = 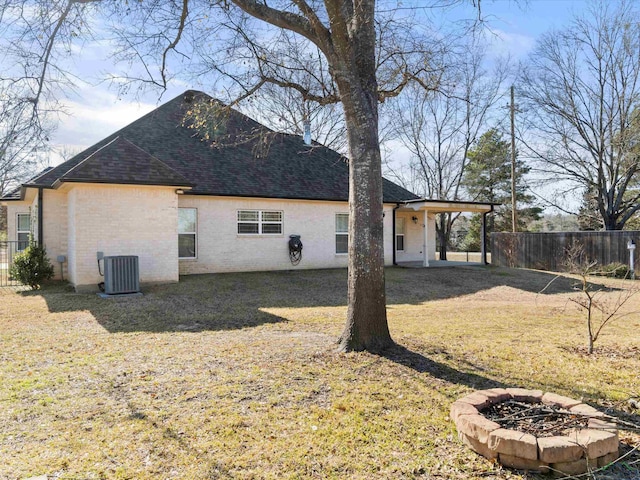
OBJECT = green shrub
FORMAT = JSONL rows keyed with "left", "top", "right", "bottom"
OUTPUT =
{"left": 596, "top": 262, "right": 630, "bottom": 279}
{"left": 10, "top": 242, "right": 54, "bottom": 289}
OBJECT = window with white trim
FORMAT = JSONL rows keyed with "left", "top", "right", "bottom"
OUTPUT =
{"left": 178, "top": 208, "right": 197, "bottom": 258}
{"left": 335, "top": 213, "right": 348, "bottom": 254}
{"left": 16, "top": 213, "right": 30, "bottom": 251}
{"left": 396, "top": 217, "right": 405, "bottom": 251}
{"left": 237, "top": 210, "right": 283, "bottom": 235}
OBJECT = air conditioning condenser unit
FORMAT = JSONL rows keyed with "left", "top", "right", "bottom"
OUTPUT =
{"left": 103, "top": 255, "right": 140, "bottom": 294}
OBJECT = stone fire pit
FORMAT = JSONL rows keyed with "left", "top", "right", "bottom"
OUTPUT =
{"left": 451, "top": 388, "right": 619, "bottom": 476}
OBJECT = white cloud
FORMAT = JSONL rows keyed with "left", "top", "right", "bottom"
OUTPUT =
{"left": 486, "top": 28, "right": 536, "bottom": 60}
{"left": 53, "top": 97, "right": 153, "bottom": 155}
{"left": 50, "top": 83, "right": 184, "bottom": 165}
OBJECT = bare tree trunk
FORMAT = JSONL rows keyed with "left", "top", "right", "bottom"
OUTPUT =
{"left": 604, "top": 215, "right": 618, "bottom": 231}
{"left": 336, "top": 112, "right": 393, "bottom": 350}
{"left": 321, "top": 0, "right": 392, "bottom": 353}
{"left": 337, "top": 116, "right": 392, "bottom": 351}
{"left": 587, "top": 295, "right": 594, "bottom": 354}
{"left": 336, "top": 65, "right": 392, "bottom": 352}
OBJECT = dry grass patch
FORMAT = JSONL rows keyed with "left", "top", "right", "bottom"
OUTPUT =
{"left": 0, "top": 267, "right": 638, "bottom": 479}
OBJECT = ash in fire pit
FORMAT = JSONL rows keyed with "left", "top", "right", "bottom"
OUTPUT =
{"left": 451, "top": 388, "right": 620, "bottom": 476}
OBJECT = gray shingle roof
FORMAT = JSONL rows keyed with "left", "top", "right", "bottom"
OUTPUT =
{"left": 3, "top": 90, "right": 419, "bottom": 203}
{"left": 2, "top": 167, "right": 54, "bottom": 200}
{"left": 2, "top": 186, "right": 23, "bottom": 200}
{"left": 59, "top": 136, "right": 192, "bottom": 187}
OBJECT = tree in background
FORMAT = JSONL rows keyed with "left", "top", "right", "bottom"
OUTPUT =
{"left": 624, "top": 212, "right": 640, "bottom": 231}
{"left": 577, "top": 187, "right": 602, "bottom": 231}
{"left": 0, "top": 205, "right": 6, "bottom": 240}
{"left": 528, "top": 213, "right": 579, "bottom": 233}
{"left": 461, "top": 129, "right": 541, "bottom": 250}
{"left": 248, "top": 83, "right": 347, "bottom": 153}
{"left": 0, "top": 84, "right": 52, "bottom": 240}
{"left": 520, "top": 1, "right": 640, "bottom": 230}
{"left": 389, "top": 43, "right": 508, "bottom": 259}
{"left": 231, "top": 40, "right": 348, "bottom": 154}
{"left": 0, "top": 86, "right": 50, "bottom": 199}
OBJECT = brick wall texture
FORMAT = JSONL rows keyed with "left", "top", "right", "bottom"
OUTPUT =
{"left": 5, "top": 184, "right": 439, "bottom": 290}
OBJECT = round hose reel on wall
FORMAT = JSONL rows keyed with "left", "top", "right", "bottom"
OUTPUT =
{"left": 288, "top": 235, "right": 303, "bottom": 266}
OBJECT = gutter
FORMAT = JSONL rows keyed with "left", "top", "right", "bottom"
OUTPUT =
{"left": 403, "top": 197, "right": 499, "bottom": 209}
{"left": 38, "top": 187, "right": 43, "bottom": 246}
{"left": 392, "top": 203, "right": 402, "bottom": 265}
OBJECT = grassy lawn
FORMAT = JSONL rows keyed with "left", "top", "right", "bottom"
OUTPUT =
{"left": 0, "top": 266, "right": 638, "bottom": 479}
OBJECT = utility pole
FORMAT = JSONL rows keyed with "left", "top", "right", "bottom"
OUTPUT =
{"left": 509, "top": 85, "right": 517, "bottom": 233}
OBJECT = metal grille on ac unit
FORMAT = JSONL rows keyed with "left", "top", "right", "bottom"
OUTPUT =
{"left": 103, "top": 256, "right": 140, "bottom": 294}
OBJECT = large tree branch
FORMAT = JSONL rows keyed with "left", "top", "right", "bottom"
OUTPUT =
{"left": 225, "top": 23, "right": 339, "bottom": 106}
{"left": 290, "top": 0, "right": 334, "bottom": 55}
{"left": 158, "top": 0, "right": 190, "bottom": 90}
{"left": 33, "top": 0, "right": 101, "bottom": 110}
{"left": 234, "top": 76, "right": 340, "bottom": 107}
{"left": 230, "top": 0, "right": 333, "bottom": 58}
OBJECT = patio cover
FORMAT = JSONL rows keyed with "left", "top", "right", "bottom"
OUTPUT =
{"left": 396, "top": 198, "right": 496, "bottom": 267}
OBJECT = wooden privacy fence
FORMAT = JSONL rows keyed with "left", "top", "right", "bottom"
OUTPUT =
{"left": 491, "top": 231, "right": 640, "bottom": 272}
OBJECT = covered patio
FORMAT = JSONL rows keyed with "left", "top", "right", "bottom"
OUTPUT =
{"left": 393, "top": 199, "right": 495, "bottom": 268}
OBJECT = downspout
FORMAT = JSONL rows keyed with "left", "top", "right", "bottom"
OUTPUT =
{"left": 37, "top": 187, "right": 43, "bottom": 246}
{"left": 392, "top": 203, "right": 402, "bottom": 265}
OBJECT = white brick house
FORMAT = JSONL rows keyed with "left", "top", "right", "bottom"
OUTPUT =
{"left": 1, "top": 91, "right": 493, "bottom": 291}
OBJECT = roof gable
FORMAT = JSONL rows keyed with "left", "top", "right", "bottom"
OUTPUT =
{"left": 59, "top": 136, "right": 191, "bottom": 187}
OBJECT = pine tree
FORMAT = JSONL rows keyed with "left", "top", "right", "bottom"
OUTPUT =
{"left": 461, "top": 129, "right": 541, "bottom": 249}
{"left": 577, "top": 187, "right": 602, "bottom": 231}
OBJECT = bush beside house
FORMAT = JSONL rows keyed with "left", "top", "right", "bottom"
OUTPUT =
{"left": 9, "top": 242, "right": 54, "bottom": 289}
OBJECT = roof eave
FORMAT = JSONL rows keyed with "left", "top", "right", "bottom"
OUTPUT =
{"left": 53, "top": 179, "right": 195, "bottom": 189}
{"left": 400, "top": 198, "right": 499, "bottom": 213}
{"left": 403, "top": 198, "right": 500, "bottom": 206}
{"left": 182, "top": 191, "right": 412, "bottom": 204}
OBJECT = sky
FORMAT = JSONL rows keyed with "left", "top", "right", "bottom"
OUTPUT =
{"left": 48, "top": 0, "right": 591, "bottom": 167}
